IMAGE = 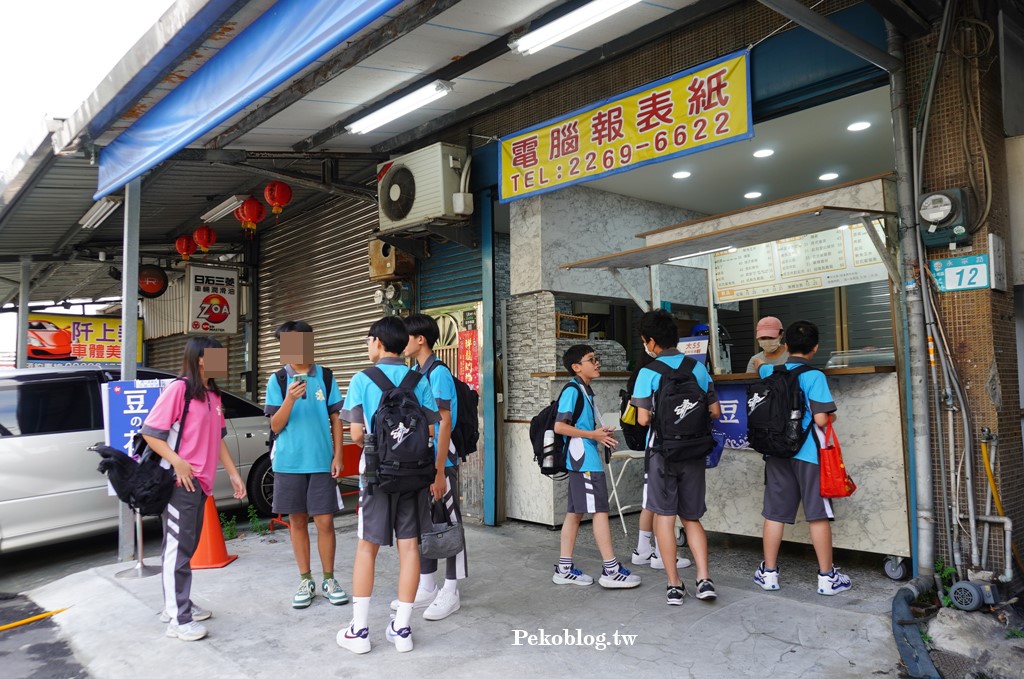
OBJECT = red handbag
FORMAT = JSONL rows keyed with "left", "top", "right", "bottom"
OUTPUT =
{"left": 819, "top": 423, "right": 856, "bottom": 498}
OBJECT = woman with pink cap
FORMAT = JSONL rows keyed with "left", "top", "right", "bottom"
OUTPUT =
{"left": 746, "top": 316, "right": 789, "bottom": 373}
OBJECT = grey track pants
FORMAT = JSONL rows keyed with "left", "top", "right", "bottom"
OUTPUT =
{"left": 161, "top": 484, "right": 206, "bottom": 625}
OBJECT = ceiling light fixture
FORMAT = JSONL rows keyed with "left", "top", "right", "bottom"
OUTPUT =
{"left": 837, "top": 224, "right": 850, "bottom": 230}
{"left": 672, "top": 171, "right": 692, "bottom": 179}
{"left": 346, "top": 80, "right": 454, "bottom": 135}
{"left": 744, "top": 191, "right": 762, "bottom": 199}
{"left": 667, "top": 245, "right": 735, "bottom": 262}
{"left": 201, "top": 195, "right": 250, "bottom": 222}
{"left": 78, "top": 196, "right": 123, "bottom": 230}
{"left": 819, "top": 173, "right": 839, "bottom": 181}
{"left": 509, "top": 0, "right": 643, "bottom": 55}
{"left": 847, "top": 122, "right": 871, "bottom": 131}
{"left": 752, "top": 149, "right": 774, "bottom": 158}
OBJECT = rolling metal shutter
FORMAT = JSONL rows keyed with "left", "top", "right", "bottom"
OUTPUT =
{"left": 844, "top": 280, "right": 895, "bottom": 350}
{"left": 417, "top": 233, "right": 482, "bottom": 310}
{"left": 256, "top": 197, "right": 380, "bottom": 399}
{"left": 145, "top": 332, "right": 248, "bottom": 393}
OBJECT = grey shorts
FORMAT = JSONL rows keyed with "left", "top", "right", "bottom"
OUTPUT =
{"left": 566, "top": 471, "right": 609, "bottom": 515}
{"left": 272, "top": 472, "right": 342, "bottom": 516}
{"left": 762, "top": 457, "right": 835, "bottom": 524}
{"left": 643, "top": 453, "right": 707, "bottom": 520}
{"left": 358, "top": 484, "right": 428, "bottom": 547}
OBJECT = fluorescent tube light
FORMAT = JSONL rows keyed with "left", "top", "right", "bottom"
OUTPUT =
{"left": 201, "top": 195, "right": 249, "bottom": 222}
{"left": 346, "top": 80, "right": 454, "bottom": 135}
{"left": 509, "top": 0, "right": 643, "bottom": 55}
{"left": 78, "top": 197, "right": 123, "bottom": 230}
{"left": 667, "top": 246, "right": 734, "bottom": 262}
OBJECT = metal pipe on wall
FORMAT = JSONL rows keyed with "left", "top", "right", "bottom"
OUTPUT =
{"left": 16, "top": 256, "right": 31, "bottom": 368}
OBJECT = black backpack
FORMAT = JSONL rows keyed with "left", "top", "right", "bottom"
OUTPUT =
{"left": 268, "top": 365, "right": 334, "bottom": 451}
{"left": 365, "top": 367, "right": 435, "bottom": 494}
{"left": 529, "top": 381, "right": 585, "bottom": 476}
{"left": 648, "top": 358, "right": 715, "bottom": 470}
{"left": 425, "top": 359, "right": 480, "bottom": 461}
{"left": 619, "top": 365, "right": 648, "bottom": 451}
{"left": 746, "top": 364, "right": 815, "bottom": 458}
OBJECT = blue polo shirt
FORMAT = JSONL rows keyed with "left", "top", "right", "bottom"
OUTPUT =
{"left": 759, "top": 358, "right": 835, "bottom": 464}
{"left": 555, "top": 378, "right": 603, "bottom": 473}
{"left": 340, "top": 357, "right": 440, "bottom": 434}
{"left": 630, "top": 349, "right": 718, "bottom": 449}
{"left": 419, "top": 355, "right": 458, "bottom": 467}
{"left": 264, "top": 364, "right": 343, "bottom": 473}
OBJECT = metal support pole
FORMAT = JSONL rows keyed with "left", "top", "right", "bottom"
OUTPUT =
{"left": 16, "top": 256, "right": 31, "bottom": 368}
{"left": 481, "top": 189, "right": 498, "bottom": 526}
{"left": 706, "top": 267, "right": 723, "bottom": 374}
{"left": 118, "top": 178, "right": 142, "bottom": 566}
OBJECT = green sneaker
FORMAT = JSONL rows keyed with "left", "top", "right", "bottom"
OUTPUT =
{"left": 322, "top": 578, "right": 350, "bottom": 606}
{"left": 292, "top": 578, "right": 315, "bottom": 609}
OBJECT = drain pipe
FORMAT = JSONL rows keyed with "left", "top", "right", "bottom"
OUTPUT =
{"left": 889, "top": 24, "right": 934, "bottom": 578}
{"left": 962, "top": 514, "right": 1014, "bottom": 583}
{"left": 892, "top": 576, "right": 941, "bottom": 679}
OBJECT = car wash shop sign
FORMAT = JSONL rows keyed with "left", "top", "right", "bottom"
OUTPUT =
{"left": 499, "top": 50, "right": 751, "bottom": 202}
{"left": 186, "top": 264, "right": 238, "bottom": 335}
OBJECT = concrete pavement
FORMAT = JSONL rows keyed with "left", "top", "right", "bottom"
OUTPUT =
{"left": 26, "top": 514, "right": 904, "bottom": 678}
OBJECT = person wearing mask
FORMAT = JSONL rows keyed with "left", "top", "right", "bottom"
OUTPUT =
{"left": 746, "top": 316, "right": 788, "bottom": 373}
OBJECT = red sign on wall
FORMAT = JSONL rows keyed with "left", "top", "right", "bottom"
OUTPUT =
{"left": 457, "top": 330, "right": 479, "bottom": 392}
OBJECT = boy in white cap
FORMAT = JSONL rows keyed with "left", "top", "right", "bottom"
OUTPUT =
{"left": 746, "top": 316, "right": 788, "bottom": 373}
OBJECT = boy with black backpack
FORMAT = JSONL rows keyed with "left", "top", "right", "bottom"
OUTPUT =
{"left": 751, "top": 320, "right": 851, "bottom": 596}
{"left": 264, "top": 321, "right": 348, "bottom": 609}
{"left": 631, "top": 310, "right": 721, "bottom": 605}
{"left": 338, "top": 316, "right": 439, "bottom": 655}
{"left": 391, "top": 313, "right": 468, "bottom": 621}
{"left": 552, "top": 344, "right": 640, "bottom": 590}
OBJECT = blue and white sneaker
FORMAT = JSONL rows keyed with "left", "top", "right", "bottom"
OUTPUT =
{"left": 817, "top": 566, "right": 852, "bottom": 596}
{"left": 754, "top": 561, "right": 780, "bottom": 591}
{"left": 337, "top": 622, "right": 370, "bottom": 654}
{"left": 386, "top": 620, "right": 414, "bottom": 652}
{"left": 552, "top": 564, "right": 594, "bottom": 586}
{"left": 599, "top": 565, "right": 641, "bottom": 589}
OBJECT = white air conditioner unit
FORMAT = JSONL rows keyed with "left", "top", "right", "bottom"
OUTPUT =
{"left": 377, "top": 142, "right": 470, "bottom": 232}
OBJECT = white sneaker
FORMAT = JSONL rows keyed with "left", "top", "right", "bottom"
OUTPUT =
{"left": 386, "top": 620, "right": 414, "bottom": 652}
{"left": 817, "top": 566, "right": 852, "bottom": 596}
{"left": 754, "top": 561, "right": 780, "bottom": 591}
{"left": 630, "top": 548, "right": 654, "bottom": 565}
{"left": 166, "top": 620, "right": 207, "bottom": 641}
{"left": 552, "top": 565, "right": 594, "bottom": 586}
{"left": 159, "top": 603, "right": 212, "bottom": 623}
{"left": 423, "top": 589, "right": 461, "bottom": 621}
{"left": 650, "top": 553, "right": 692, "bottom": 570}
{"left": 337, "top": 623, "right": 371, "bottom": 654}
{"left": 598, "top": 565, "right": 641, "bottom": 589}
{"left": 390, "top": 586, "right": 436, "bottom": 611}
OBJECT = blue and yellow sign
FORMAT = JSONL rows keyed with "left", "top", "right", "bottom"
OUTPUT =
{"left": 499, "top": 50, "right": 752, "bottom": 202}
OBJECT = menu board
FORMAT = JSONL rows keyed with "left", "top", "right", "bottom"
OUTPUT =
{"left": 713, "top": 224, "right": 887, "bottom": 303}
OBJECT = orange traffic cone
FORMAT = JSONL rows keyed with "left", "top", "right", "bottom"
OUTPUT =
{"left": 190, "top": 496, "right": 238, "bottom": 569}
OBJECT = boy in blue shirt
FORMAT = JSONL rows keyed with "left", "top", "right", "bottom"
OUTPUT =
{"left": 263, "top": 320, "right": 348, "bottom": 609}
{"left": 337, "top": 316, "right": 440, "bottom": 655}
{"left": 552, "top": 344, "right": 640, "bottom": 590}
{"left": 631, "top": 310, "right": 720, "bottom": 605}
{"left": 753, "top": 320, "right": 851, "bottom": 596}
{"left": 390, "top": 313, "right": 467, "bottom": 620}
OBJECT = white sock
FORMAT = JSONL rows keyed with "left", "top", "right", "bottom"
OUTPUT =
{"left": 352, "top": 596, "right": 370, "bottom": 630}
{"left": 442, "top": 578, "right": 458, "bottom": 594}
{"left": 394, "top": 601, "right": 414, "bottom": 630}
{"left": 419, "top": 573, "right": 437, "bottom": 593}
{"left": 637, "top": 530, "right": 653, "bottom": 554}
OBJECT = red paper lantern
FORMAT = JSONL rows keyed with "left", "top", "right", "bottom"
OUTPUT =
{"left": 264, "top": 181, "right": 293, "bottom": 218}
{"left": 193, "top": 224, "right": 217, "bottom": 253}
{"left": 175, "top": 235, "right": 197, "bottom": 261}
{"left": 236, "top": 197, "right": 266, "bottom": 239}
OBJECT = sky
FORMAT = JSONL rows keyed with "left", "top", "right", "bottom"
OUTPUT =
{"left": 0, "top": 0, "right": 174, "bottom": 352}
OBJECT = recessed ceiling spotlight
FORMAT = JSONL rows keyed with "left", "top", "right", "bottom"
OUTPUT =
{"left": 744, "top": 191, "right": 762, "bottom": 199}
{"left": 819, "top": 172, "right": 839, "bottom": 181}
{"left": 837, "top": 224, "right": 850, "bottom": 230}
{"left": 847, "top": 122, "right": 871, "bottom": 131}
{"left": 753, "top": 149, "right": 774, "bottom": 158}
{"left": 672, "top": 171, "right": 692, "bottom": 179}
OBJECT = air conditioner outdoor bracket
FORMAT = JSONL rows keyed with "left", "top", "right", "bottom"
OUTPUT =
{"left": 374, "top": 233, "right": 428, "bottom": 259}
{"left": 422, "top": 222, "right": 478, "bottom": 250}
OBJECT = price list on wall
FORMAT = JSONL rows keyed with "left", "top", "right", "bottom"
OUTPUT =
{"left": 713, "top": 224, "right": 888, "bottom": 303}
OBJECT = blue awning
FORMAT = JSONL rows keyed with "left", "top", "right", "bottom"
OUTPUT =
{"left": 96, "top": 0, "right": 402, "bottom": 199}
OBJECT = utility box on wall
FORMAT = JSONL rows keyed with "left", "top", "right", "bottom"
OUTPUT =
{"left": 368, "top": 239, "right": 415, "bottom": 281}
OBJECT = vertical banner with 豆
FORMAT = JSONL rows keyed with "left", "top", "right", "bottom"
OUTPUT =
{"left": 499, "top": 50, "right": 751, "bottom": 202}
{"left": 27, "top": 313, "right": 142, "bottom": 367}
{"left": 187, "top": 264, "right": 238, "bottom": 335}
{"left": 102, "top": 379, "right": 170, "bottom": 453}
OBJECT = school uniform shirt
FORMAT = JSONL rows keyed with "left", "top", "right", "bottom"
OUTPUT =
{"left": 417, "top": 355, "right": 458, "bottom": 467}
{"left": 264, "top": 364, "right": 343, "bottom": 474}
{"left": 758, "top": 358, "right": 836, "bottom": 464}
{"left": 340, "top": 357, "right": 441, "bottom": 476}
{"left": 140, "top": 379, "right": 226, "bottom": 496}
{"left": 555, "top": 378, "right": 603, "bottom": 473}
{"left": 630, "top": 349, "right": 718, "bottom": 449}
